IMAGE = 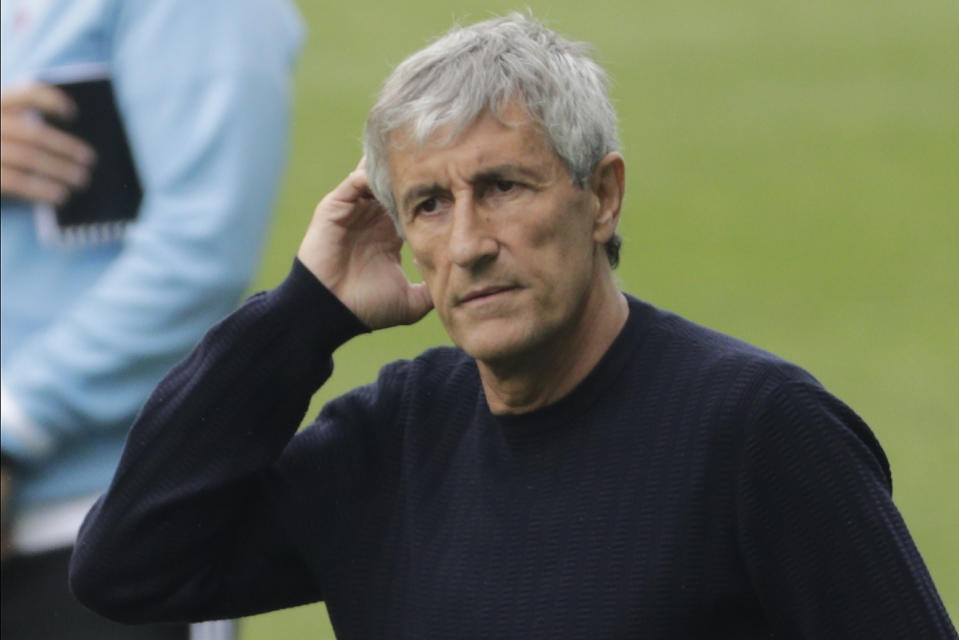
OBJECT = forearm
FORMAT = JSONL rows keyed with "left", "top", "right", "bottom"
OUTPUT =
{"left": 70, "top": 260, "right": 368, "bottom": 622}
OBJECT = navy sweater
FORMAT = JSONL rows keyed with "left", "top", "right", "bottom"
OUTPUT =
{"left": 70, "top": 260, "right": 956, "bottom": 639}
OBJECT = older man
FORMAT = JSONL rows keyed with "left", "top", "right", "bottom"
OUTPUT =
{"left": 70, "top": 14, "right": 954, "bottom": 639}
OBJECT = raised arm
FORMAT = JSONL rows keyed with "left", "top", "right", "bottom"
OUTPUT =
{"left": 69, "top": 165, "right": 429, "bottom": 623}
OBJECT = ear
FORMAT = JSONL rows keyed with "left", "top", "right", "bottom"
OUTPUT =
{"left": 589, "top": 152, "right": 625, "bottom": 245}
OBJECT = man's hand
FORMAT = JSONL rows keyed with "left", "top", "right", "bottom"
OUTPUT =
{"left": 0, "top": 83, "right": 96, "bottom": 205}
{"left": 298, "top": 160, "right": 433, "bottom": 330}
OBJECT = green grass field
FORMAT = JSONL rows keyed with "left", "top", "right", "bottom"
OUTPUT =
{"left": 241, "top": 1, "right": 958, "bottom": 636}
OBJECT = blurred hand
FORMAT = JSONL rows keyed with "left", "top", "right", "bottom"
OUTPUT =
{"left": 0, "top": 83, "right": 96, "bottom": 205}
{"left": 298, "top": 159, "right": 433, "bottom": 330}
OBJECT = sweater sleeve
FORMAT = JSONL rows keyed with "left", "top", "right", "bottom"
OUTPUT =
{"left": 68, "top": 259, "right": 376, "bottom": 623}
{"left": 736, "top": 380, "right": 956, "bottom": 639}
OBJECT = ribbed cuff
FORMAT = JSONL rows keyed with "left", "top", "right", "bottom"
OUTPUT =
{"left": 269, "top": 258, "right": 371, "bottom": 352}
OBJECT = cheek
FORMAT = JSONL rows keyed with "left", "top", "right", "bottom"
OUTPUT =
{"left": 521, "top": 206, "right": 598, "bottom": 306}
{"left": 407, "top": 241, "right": 449, "bottom": 305}
{"left": 523, "top": 203, "right": 594, "bottom": 267}
{"left": 405, "top": 229, "right": 439, "bottom": 275}
{"left": 412, "top": 253, "right": 439, "bottom": 291}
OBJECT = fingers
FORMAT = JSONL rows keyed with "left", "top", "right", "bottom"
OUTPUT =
{"left": 2, "top": 138, "right": 91, "bottom": 186}
{"left": 0, "top": 83, "right": 76, "bottom": 120}
{"left": 328, "top": 164, "right": 375, "bottom": 205}
{"left": 0, "top": 85, "right": 96, "bottom": 202}
{"left": 0, "top": 166, "right": 72, "bottom": 205}
{"left": 0, "top": 129, "right": 94, "bottom": 204}
{"left": 311, "top": 162, "right": 393, "bottom": 233}
{"left": 1, "top": 112, "right": 95, "bottom": 165}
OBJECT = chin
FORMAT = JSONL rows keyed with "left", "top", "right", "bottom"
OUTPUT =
{"left": 460, "top": 340, "right": 519, "bottom": 364}
{"left": 454, "top": 321, "right": 543, "bottom": 365}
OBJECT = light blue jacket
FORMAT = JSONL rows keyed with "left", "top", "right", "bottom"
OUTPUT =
{"left": 1, "top": 0, "right": 304, "bottom": 513}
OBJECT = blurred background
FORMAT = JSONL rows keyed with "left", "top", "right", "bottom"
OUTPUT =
{"left": 242, "top": 1, "right": 958, "bottom": 637}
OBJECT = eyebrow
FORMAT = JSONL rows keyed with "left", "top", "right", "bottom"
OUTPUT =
{"left": 399, "top": 164, "right": 547, "bottom": 212}
{"left": 401, "top": 183, "right": 445, "bottom": 213}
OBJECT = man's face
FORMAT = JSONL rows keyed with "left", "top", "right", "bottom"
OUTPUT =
{"left": 389, "top": 102, "right": 612, "bottom": 365}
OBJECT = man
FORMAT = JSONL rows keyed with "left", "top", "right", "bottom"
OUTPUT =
{"left": 69, "top": 14, "right": 955, "bottom": 639}
{"left": 1, "top": 1, "right": 303, "bottom": 638}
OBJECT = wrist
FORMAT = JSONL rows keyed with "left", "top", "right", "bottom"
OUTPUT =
{"left": 276, "top": 258, "right": 371, "bottom": 345}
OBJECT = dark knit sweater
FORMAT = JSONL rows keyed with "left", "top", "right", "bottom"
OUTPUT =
{"left": 70, "top": 260, "right": 956, "bottom": 639}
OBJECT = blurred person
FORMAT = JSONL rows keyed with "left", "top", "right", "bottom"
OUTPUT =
{"left": 0, "top": 0, "right": 303, "bottom": 638}
{"left": 69, "top": 13, "right": 955, "bottom": 639}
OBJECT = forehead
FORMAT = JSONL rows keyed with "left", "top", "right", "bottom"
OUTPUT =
{"left": 386, "top": 103, "right": 560, "bottom": 190}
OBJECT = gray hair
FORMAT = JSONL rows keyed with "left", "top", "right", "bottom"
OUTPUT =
{"left": 363, "top": 12, "right": 623, "bottom": 267}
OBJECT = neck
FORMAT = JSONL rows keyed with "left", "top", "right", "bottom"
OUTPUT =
{"left": 477, "top": 270, "right": 628, "bottom": 415}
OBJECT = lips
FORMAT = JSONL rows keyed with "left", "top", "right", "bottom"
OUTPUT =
{"left": 458, "top": 285, "right": 518, "bottom": 305}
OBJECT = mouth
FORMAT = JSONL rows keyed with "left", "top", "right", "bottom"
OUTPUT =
{"left": 458, "top": 285, "right": 519, "bottom": 306}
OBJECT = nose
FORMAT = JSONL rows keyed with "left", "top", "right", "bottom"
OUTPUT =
{"left": 448, "top": 196, "right": 498, "bottom": 269}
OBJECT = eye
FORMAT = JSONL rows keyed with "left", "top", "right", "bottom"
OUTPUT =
{"left": 416, "top": 197, "right": 438, "bottom": 214}
{"left": 493, "top": 180, "right": 516, "bottom": 193}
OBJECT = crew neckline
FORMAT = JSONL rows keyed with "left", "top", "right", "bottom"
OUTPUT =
{"left": 483, "top": 294, "right": 658, "bottom": 438}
